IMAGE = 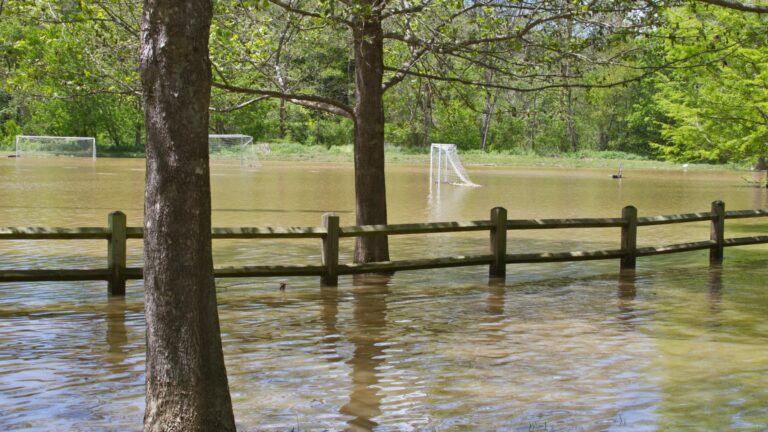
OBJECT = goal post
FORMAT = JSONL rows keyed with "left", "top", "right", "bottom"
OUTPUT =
{"left": 430, "top": 143, "right": 480, "bottom": 187}
{"left": 15, "top": 135, "right": 96, "bottom": 159}
{"left": 208, "top": 134, "right": 259, "bottom": 167}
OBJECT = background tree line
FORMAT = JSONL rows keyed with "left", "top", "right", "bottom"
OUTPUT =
{"left": 1, "top": 0, "right": 765, "bottom": 166}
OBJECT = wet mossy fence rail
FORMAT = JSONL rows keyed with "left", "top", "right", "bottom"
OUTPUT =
{"left": 1, "top": 201, "right": 766, "bottom": 295}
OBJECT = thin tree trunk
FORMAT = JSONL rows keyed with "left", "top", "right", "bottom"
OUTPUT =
{"left": 480, "top": 90, "right": 500, "bottom": 152}
{"left": 139, "top": 1, "right": 235, "bottom": 430}
{"left": 528, "top": 93, "right": 538, "bottom": 152}
{"left": 422, "top": 80, "right": 432, "bottom": 149}
{"left": 757, "top": 156, "right": 768, "bottom": 188}
{"left": 480, "top": 69, "right": 500, "bottom": 152}
{"left": 279, "top": 97, "right": 287, "bottom": 139}
{"left": 566, "top": 86, "right": 578, "bottom": 152}
{"left": 134, "top": 123, "right": 143, "bottom": 149}
{"left": 561, "top": 19, "right": 578, "bottom": 153}
{"left": 597, "top": 127, "right": 608, "bottom": 151}
{"left": 352, "top": 0, "right": 389, "bottom": 263}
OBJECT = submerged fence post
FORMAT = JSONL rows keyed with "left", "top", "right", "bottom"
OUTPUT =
{"left": 710, "top": 200, "right": 725, "bottom": 264}
{"left": 108, "top": 211, "right": 127, "bottom": 295}
{"left": 621, "top": 206, "right": 638, "bottom": 269}
{"left": 321, "top": 213, "right": 340, "bottom": 286}
{"left": 489, "top": 207, "right": 508, "bottom": 278}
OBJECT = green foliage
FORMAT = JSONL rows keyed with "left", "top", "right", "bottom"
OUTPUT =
{"left": 651, "top": 6, "right": 768, "bottom": 165}
{"left": 1, "top": 119, "right": 22, "bottom": 149}
{"left": 582, "top": 68, "right": 665, "bottom": 157}
{"left": 430, "top": 97, "right": 481, "bottom": 150}
{"left": 2, "top": 0, "right": 765, "bottom": 167}
{"left": 1, "top": 0, "right": 143, "bottom": 149}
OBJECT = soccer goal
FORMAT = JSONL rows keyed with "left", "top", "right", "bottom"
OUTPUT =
{"left": 15, "top": 135, "right": 96, "bottom": 159}
{"left": 209, "top": 134, "right": 259, "bottom": 167}
{"left": 429, "top": 143, "right": 480, "bottom": 187}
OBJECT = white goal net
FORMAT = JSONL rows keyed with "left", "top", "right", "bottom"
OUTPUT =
{"left": 15, "top": 135, "right": 96, "bottom": 159}
{"left": 209, "top": 134, "right": 259, "bottom": 167}
{"left": 430, "top": 143, "right": 480, "bottom": 187}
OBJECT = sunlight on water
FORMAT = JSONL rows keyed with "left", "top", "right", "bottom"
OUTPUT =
{"left": 0, "top": 158, "right": 766, "bottom": 430}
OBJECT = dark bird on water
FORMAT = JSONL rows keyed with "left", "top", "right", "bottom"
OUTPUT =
{"left": 279, "top": 282, "right": 287, "bottom": 292}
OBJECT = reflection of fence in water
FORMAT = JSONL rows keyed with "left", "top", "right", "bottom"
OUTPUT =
{"left": 0, "top": 201, "right": 766, "bottom": 294}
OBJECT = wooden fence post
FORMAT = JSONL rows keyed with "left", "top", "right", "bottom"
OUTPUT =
{"left": 108, "top": 211, "right": 127, "bottom": 295}
{"left": 710, "top": 200, "right": 725, "bottom": 264}
{"left": 321, "top": 213, "right": 340, "bottom": 286}
{"left": 489, "top": 207, "right": 508, "bottom": 278}
{"left": 621, "top": 206, "right": 638, "bottom": 269}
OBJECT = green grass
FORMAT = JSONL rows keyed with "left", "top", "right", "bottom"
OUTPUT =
{"left": 261, "top": 143, "right": 750, "bottom": 171}
{"left": 77, "top": 142, "right": 757, "bottom": 172}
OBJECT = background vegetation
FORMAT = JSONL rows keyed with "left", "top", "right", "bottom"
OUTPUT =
{"left": 0, "top": 1, "right": 766, "bottom": 167}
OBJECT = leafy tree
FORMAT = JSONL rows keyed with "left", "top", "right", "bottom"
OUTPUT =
{"left": 139, "top": 0, "right": 236, "bottom": 430}
{"left": 652, "top": 5, "right": 768, "bottom": 169}
{"left": 211, "top": 0, "right": 666, "bottom": 262}
{"left": 0, "top": 0, "right": 143, "bottom": 149}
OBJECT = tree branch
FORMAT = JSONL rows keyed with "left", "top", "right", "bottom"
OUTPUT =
{"left": 267, "top": 0, "right": 353, "bottom": 26}
{"left": 210, "top": 96, "right": 271, "bottom": 113}
{"left": 756, "top": 106, "right": 768, "bottom": 123}
{"left": 382, "top": 47, "right": 428, "bottom": 92}
{"left": 695, "top": 0, "right": 768, "bottom": 13}
{"left": 383, "top": 55, "right": 698, "bottom": 93}
{"left": 212, "top": 82, "right": 355, "bottom": 119}
{"left": 381, "top": 1, "right": 429, "bottom": 19}
{"left": 384, "top": 12, "right": 574, "bottom": 56}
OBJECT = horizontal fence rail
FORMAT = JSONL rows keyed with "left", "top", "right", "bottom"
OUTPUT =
{"left": 1, "top": 201, "right": 767, "bottom": 294}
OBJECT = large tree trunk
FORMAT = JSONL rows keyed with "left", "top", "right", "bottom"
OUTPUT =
{"left": 139, "top": 1, "right": 236, "bottom": 431}
{"left": 352, "top": 1, "right": 389, "bottom": 263}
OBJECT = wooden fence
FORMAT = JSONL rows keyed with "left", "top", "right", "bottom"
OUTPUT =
{"left": 1, "top": 200, "right": 766, "bottom": 295}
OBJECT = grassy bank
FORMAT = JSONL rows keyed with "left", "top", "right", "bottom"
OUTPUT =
{"left": 258, "top": 142, "right": 750, "bottom": 171}
{"left": 16, "top": 141, "right": 750, "bottom": 172}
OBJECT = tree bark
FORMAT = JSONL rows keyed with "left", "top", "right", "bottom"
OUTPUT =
{"left": 565, "top": 86, "right": 578, "bottom": 152}
{"left": 134, "top": 123, "right": 143, "bottom": 149}
{"left": 528, "top": 92, "right": 538, "bottom": 153}
{"left": 421, "top": 80, "right": 432, "bottom": 149}
{"left": 279, "top": 97, "right": 287, "bottom": 139}
{"left": 139, "top": 1, "right": 236, "bottom": 431}
{"left": 757, "top": 156, "right": 768, "bottom": 188}
{"left": 480, "top": 68, "right": 500, "bottom": 152}
{"left": 352, "top": 1, "right": 389, "bottom": 263}
{"left": 561, "top": 19, "right": 578, "bottom": 153}
{"left": 597, "top": 127, "right": 609, "bottom": 151}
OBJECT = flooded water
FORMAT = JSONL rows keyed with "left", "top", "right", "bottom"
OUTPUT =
{"left": 0, "top": 158, "right": 767, "bottom": 431}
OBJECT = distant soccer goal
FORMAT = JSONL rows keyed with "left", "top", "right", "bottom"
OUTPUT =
{"left": 15, "top": 135, "right": 96, "bottom": 159}
{"left": 429, "top": 143, "right": 480, "bottom": 187}
{"left": 209, "top": 134, "right": 260, "bottom": 167}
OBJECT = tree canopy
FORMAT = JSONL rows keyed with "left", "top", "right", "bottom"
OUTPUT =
{"left": 2, "top": 0, "right": 765, "bottom": 166}
{"left": 652, "top": 4, "right": 768, "bottom": 164}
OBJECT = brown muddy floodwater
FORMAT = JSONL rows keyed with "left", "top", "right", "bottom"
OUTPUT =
{"left": 0, "top": 157, "right": 767, "bottom": 431}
